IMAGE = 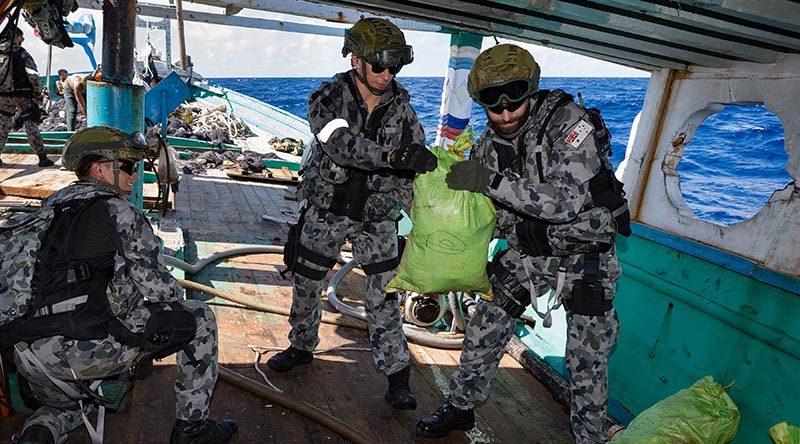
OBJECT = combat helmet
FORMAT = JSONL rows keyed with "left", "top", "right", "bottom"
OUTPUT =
{"left": 467, "top": 44, "right": 540, "bottom": 108}
{"left": 62, "top": 126, "right": 147, "bottom": 172}
{"left": 342, "top": 18, "right": 413, "bottom": 68}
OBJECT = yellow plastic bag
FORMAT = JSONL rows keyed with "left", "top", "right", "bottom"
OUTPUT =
{"left": 387, "top": 129, "right": 495, "bottom": 294}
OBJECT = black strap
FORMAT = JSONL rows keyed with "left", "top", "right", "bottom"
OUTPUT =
{"left": 361, "top": 256, "right": 400, "bottom": 275}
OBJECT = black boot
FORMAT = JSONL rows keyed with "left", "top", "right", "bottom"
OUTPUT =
{"left": 266, "top": 346, "right": 313, "bottom": 372}
{"left": 416, "top": 402, "right": 475, "bottom": 438}
{"left": 37, "top": 153, "right": 54, "bottom": 167}
{"left": 170, "top": 418, "right": 238, "bottom": 444}
{"left": 15, "top": 425, "right": 55, "bottom": 444}
{"left": 384, "top": 366, "right": 416, "bottom": 410}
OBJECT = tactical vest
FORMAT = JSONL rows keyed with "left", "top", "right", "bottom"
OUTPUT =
{"left": 0, "top": 46, "right": 34, "bottom": 97}
{"left": 322, "top": 74, "right": 413, "bottom": 221}
{"left": 0, "top": 196, "right": 141, "bottom": 350}
{"left": 496, "top": 90, "right": 631, "bottom": 258}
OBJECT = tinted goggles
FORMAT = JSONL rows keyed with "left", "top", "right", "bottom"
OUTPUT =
{"left": 101, "top": 158, "right": 138, "bottom": 175}
{"left": 365, "top": 45, "right": 414, "bottom": 68}
{"left": 475, "top": 80, "right": 534, "bottom": 108}
{"left": 487, "top": 99, "right": 527, "bottom": 115}
{"left": 370, "top": 63, "right": 403, "bottom": 75}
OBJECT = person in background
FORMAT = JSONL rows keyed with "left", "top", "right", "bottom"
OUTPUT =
{"left": 7, "top": 127, "right": 237, "bottom": 444}
{"left": 0, "top": 28, "right": 54, "bottom": 167}
{"left": 416, "top": 44, "right": 629, "bottom": 443}
{"left": 54, "top": 69, "right": 68, "bottom": 96}
{"left": 268, "top": 18, "right": 437, "bottom": 412}
{"left": 61, "top": 66, "right": 100, "bottom": 131}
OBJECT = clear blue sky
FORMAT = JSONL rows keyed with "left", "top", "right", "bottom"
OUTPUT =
{"left": 21, "top": 2, "right": 649, "bottom": 79}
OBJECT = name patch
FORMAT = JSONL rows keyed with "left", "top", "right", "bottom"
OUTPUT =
{"left": 564, "top": 119, "right": 594, "bottom": 148}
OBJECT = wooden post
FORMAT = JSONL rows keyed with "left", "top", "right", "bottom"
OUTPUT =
{"left": 175, "top": 0, "right": 188, "bottom": 70}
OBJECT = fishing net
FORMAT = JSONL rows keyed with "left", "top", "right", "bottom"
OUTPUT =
{"left": 387, "top": 128, "right": 496, "bottom": 295}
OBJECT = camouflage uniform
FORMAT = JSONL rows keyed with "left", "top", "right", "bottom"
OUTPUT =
{"left": 0, "top": 44, "right": 46, "bottom": 156}
{"left": 289, "top": 70, "right": 425, "bottom": 375}
{"left": 13, "top": 181, "right": 218, "bottom": 443}
{"left": 447, "top": 90, "right": 621, "bottom": 443}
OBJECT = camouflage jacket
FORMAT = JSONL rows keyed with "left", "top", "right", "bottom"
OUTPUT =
{"left": 472, "top": 89, "right": 620, "bottom": 284}
{"left": 301, "top": 70, "right": 426, "bottom": 221}
{"left": 0, "top": 45, "right": 40, "bottom": 96}
{"left": 44, "top": 181, "right": 183, "bottom": 317}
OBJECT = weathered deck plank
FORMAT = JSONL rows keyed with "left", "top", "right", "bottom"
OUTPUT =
{"left": 0, "top": 172, "right": 571, "bottom": 443}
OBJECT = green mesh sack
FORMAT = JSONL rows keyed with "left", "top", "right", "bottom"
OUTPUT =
{"left": 387, "top": 136, "right": 495, "bottom": 295}
{"left": 770, "top": 422, "right": 800, "bottom": 444}
{"left": 615, "top": 376, "right": 740, "bottom": 444}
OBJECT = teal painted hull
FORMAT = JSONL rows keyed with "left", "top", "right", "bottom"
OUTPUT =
{"left": 517, "top": 224, "right": 799, "bottom": 443}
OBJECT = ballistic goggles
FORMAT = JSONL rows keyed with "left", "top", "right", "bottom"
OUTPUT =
{"left": 364, "top": 45, "right": 414, "bottom": 71}
{"left": 99, "top": 158, "right": 139, "bottom": 175}
{"left": 475, "top": 79, "right": 534, "bottom": 110}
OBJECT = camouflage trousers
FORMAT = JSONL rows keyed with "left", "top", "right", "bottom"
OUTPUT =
{"left": 13, "top": 299, "right": 219, "bottom": 444}
{"left": 449, "top": 249, "right": 620, "bottom": 444}
{"left": 0, "top": 96, "right": 45, "bottom": 155}
{"left": 289, "top": 204, "right": 410, "bottom": 375}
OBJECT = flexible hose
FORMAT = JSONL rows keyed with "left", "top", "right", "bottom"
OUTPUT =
{"left": 218, "top": 366, "right": 371, "bottom": 444}
{"left": 326, "top": 259, "right": 465, "bottom": 349}
{"left": 167, "top": 249, "right": 464, "bottom": 348}
{"left": 178, "top": 278, "right": 367, "bottom": 331}
{"left": 165, "top": 246, "right": 284, "bottom": 274}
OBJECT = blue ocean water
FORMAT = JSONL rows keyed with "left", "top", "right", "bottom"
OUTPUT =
{"left": 210, "top": 77, "right": 790, "bottom": 226}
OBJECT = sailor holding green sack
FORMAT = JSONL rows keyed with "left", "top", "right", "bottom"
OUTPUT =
{"left": 269, "top": 18, "right": 436, "bottom": 411}
{"left": 416, "top": 44, "right": 630, "bottom": 443}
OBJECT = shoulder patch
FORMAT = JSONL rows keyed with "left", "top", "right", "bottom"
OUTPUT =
{"left": 564, "top": 119, "right": 594, "bottom": 148}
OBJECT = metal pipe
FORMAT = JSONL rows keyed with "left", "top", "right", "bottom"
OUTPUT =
{"left": 101, "top": 0, "right": 137, "bottom": 84}
{"left": 174, "top": 0, "right": 188, "bottom": 70}
{"left": 45, "top": 44, "right": 52, "bottom": 95}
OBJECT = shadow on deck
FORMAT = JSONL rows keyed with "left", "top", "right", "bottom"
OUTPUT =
{"left": 0, "top": 171, "right": 572, "bottom": 443}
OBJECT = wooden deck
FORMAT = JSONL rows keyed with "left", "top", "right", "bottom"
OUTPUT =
{"left": 1, "top": 169, "right": 572, "bottom": 443}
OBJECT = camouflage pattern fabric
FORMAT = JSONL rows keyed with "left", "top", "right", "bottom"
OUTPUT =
{"left": 288, "top": 204, "right": 410, "bottom": 375}
{"left": 445, "top": 90, "right": 621, "bottom": 442}
{"left": 11, "top": 181, "right": 218, "bottom": 443}
{"left": 0, "top": 96, "right": 45, "bottom": 155}
{"left": 302, "top": 70, "right": 425, "bottom": 221}
{"left": 0, "top": 44, "right": 40, "bottom": 96}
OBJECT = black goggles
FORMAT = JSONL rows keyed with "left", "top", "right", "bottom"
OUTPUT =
{"left": 487, "top": 99, "right": 527, "bottom": 115}
{"left": 370, "top": 63, "right": 403, "bottom": 75}
{"left": 475, "top": 80, "right": 534, "bottom": 108}
{"left": 101, "top": 159, "right": 138, "bottom": 175}
{"left": 365, "top": 45, "right": 414, "bottom": 68}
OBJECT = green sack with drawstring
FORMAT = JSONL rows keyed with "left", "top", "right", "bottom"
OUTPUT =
{"left": 386, "top": 130, "right": 495, "bottom": 295}
{"left": 770, "top": 422, "right": 800, "bottom": 444}
{"left": 615, "top": 376, "right": 740, "bottom": 444}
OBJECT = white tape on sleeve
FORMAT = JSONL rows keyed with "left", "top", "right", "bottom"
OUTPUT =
{"left": 317, "top": 118, "right": 349, "bottom": 143}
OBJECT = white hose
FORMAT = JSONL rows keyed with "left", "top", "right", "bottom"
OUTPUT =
{"left": 326, "top": 259, "right": 464, "bottom": 349}
{"left": 165, "top": 247, "right": 464, "bottom": 349}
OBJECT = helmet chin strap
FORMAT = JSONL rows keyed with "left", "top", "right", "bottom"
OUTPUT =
{"left": 109, "top": 160, "right": 131, "bottom": 197}
{"left": 355, "top": 59, "right": 389, "bottom": 96}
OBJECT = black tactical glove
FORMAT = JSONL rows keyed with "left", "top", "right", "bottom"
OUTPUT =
{"left": 445, "top": 159, "right": 493, "bottom": 192}
{"left": 390, "top": 143, "right": 438, "bottom": 173}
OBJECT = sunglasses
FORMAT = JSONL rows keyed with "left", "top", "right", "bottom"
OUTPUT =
{"left": 370, "top": 63, "right": 403, "bottom": 75}
{"left": 475, "top": 79, "right": 534, "bottom": 108}
{"left": 100, "top": 159, "right": 138, "bottom": 175}
{"left": 487, "top": 99, "right": 527, "bottom": 115}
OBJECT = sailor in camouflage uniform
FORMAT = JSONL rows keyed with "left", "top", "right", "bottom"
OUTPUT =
{"left": 0, "top": 28, "right": 53, "bottom": 167}
{"left": 10, "top": 127, "right": 236, "bottom": 444}
{"left": 417, "top": 44, "right": 629, "bottom": 443}
{"left": 268, "top": 18, "right": 437, "bottom": 411}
